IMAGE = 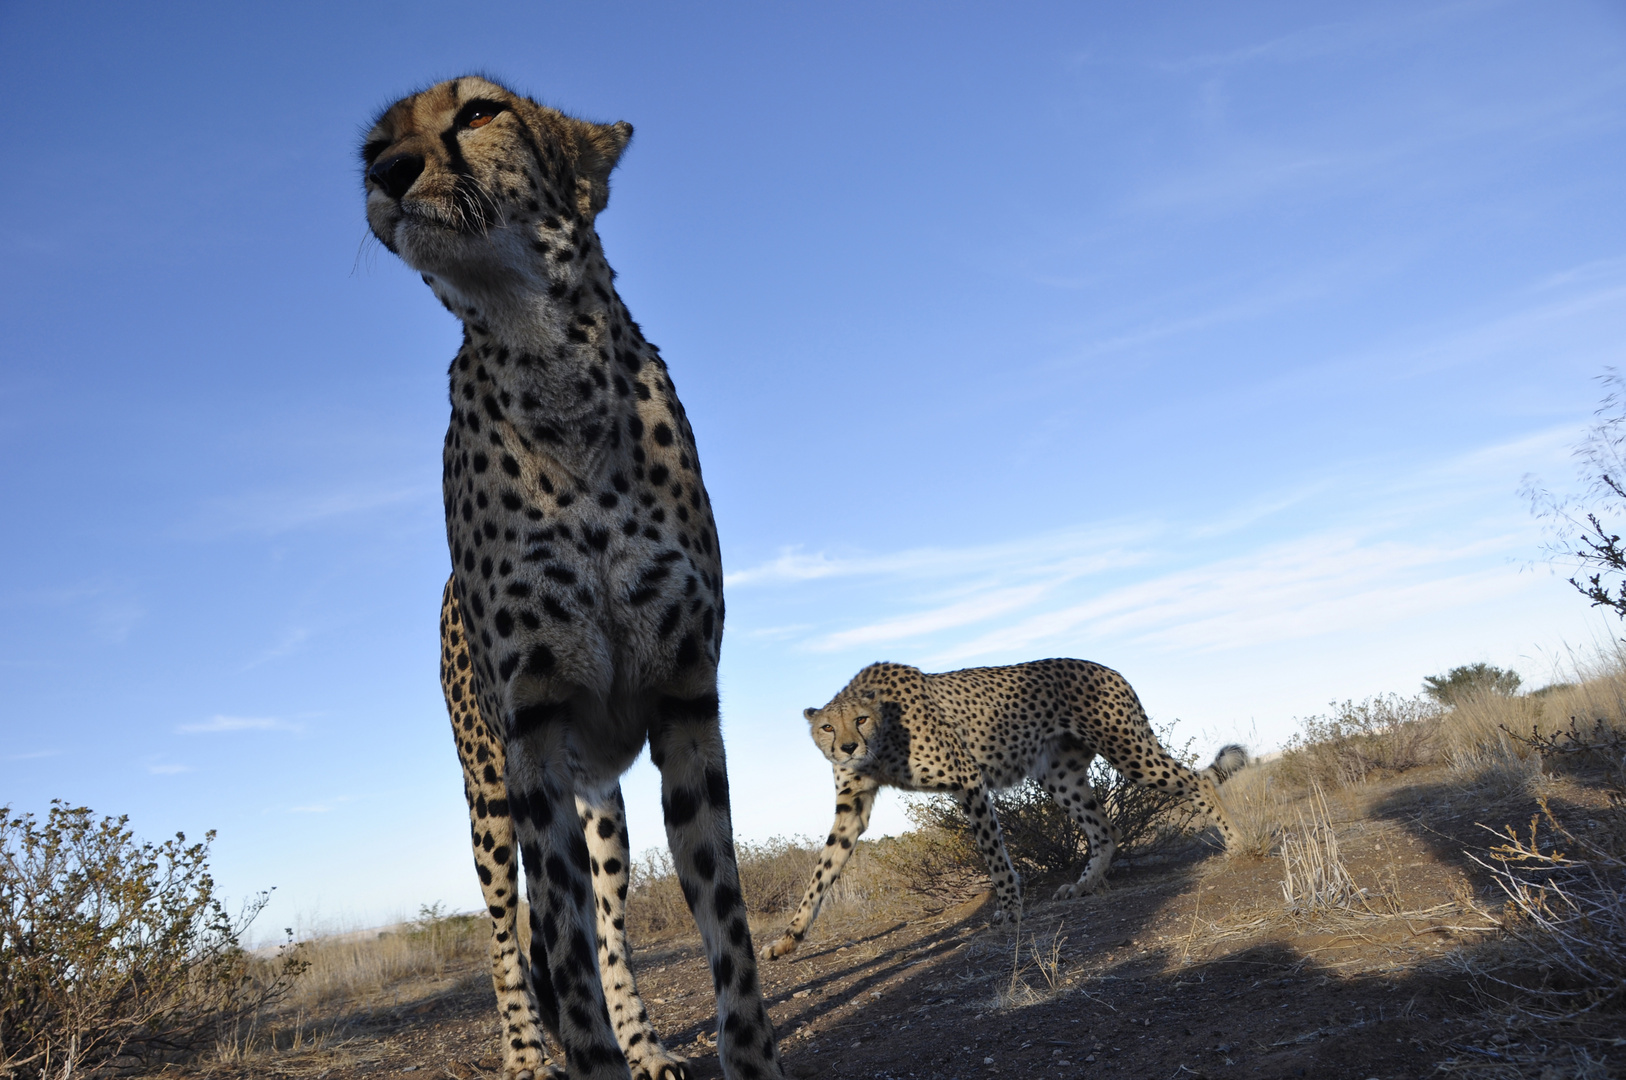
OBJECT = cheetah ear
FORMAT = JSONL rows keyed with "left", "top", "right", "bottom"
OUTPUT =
{"left": 572, "top": 119, "right": 633, "bottom": 218}
{"left": 803, "top": 707, "right": 818, "bottom": 722}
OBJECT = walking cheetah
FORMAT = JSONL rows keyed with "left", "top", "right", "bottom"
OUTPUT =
{"left": 363, "top": 77, "right": 783, "bottom": 1080}
{"left": 762, "top": 659, "right": 1248, "bottom": 960}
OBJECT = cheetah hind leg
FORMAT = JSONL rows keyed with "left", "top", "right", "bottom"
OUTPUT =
{"left": 577, "top": 782, "right": 691, "bottom": 1080}
{"left": 1034, "top": 742, "right": 1118, "bottom": 901}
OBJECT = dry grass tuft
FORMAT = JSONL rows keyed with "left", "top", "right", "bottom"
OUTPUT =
{"left": 1279, "top": 782, "right": 1360, "bottom": 915}
{"left": 1220, "top": 762, "right": 1292, "bottom": 857}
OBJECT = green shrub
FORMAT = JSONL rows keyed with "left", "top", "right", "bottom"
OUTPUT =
{"left": 1423, "top": 662, "right": 1523, "bottom": 704}
{"left": 0, "top": 802, "right": 304, "bottom": 1077}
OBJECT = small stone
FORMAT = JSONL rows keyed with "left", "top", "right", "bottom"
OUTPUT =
{"left": 1085, "top": 1055, "right": 1096, "bottom": 1063}
{"left": 984, "top": 1057, "right": 995, "bottom": 1065}
{"left": 792, "top": 989, "right": 810, "bottom": 999}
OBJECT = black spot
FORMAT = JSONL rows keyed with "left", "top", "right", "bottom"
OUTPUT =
{"left": 494, "top": 609, "right": 514, "bottom": 637}
{"left": 653, "top": 422, "right": 673, "bottom": 446}
{"left": 524, "top": 643, "right": 555, "bottom": 675}
{"left": 712, "top": 882, "right": 742, "bottom": 919}
{"left": 663, "top": 787, "right": 699, "bottom": 827}
{"left": 657, "top": 602, "right": 682, "bottom": 639}
{"left": 514, "top": 700, "right": 571, "bottom": 735}
{"left": 704, "top": 770, "right": 730, "bottom": 813}
{"left": 596, "top": 816, "right": 616, "bottom": 839}
{"left": 675, "top": 634, "right": 700, "bottom": 668}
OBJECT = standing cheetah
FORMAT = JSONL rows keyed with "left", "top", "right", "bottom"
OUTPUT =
{"left": 363, "top": 77, "right": 783, "bottom": 1080}
{"left": 762, "top": 659, "right": 1247, "bottom": 960}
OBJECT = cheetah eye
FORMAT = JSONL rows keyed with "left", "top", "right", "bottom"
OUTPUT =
{"left": 821, "top": 724, "right": 834, "bottom": 733}
{"left": 456, "top": 100, "right": 506, "bottom": 131}
{"left": 856, "top": 715, "right": 868, "bottom": 725}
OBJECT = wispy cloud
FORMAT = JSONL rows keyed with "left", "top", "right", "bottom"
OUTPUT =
{"left": 726, "top": 525, "right": 1153, "bottom": 589}
{"left": 176, "top": 715, "right": 302, "bottom": 734}
{"left": 187, "top": 483, "right": 430, "bottom": 539}
{"left": 732, "top": 429, "right": 1562, "bottom": 668}
{"left": 287, "top": 795, "right": 356, "bottom": 814}
{"left": 238, "top": 626, "right": 313, "bottom": 672}
{"left": 932, "top": 531, "right": 1525, "bottom": 664}
{"left": 5, "top": 750, "right": 60, "bottom": 762}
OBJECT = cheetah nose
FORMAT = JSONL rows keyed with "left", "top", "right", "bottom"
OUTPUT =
{"left": 368, "top": 152, "right": 425, "bottom": 200}
{"left": 841, "top": 742, "right": 858, "bottom": 754}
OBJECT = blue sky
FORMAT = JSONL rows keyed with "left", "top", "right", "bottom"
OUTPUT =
{"left": 3, "top": 1, "right": 1624, "bottom": 933}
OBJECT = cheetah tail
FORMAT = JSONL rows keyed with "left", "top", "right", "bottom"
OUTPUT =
{"left": 1200, "top": 744, "right": 1250, "bottom": 785}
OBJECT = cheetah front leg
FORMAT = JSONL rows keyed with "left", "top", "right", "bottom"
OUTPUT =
{"left": 761, "top": 767, "right": 879, "bottom": 961}
{"left": 959, "top": 784, "right": 1024, "bottom": 924}
{"left": 649, "top": 692, "right": 784, "bottom": 1080}
{"left": 577, "top": 783, "right": 691, "bottom": 1080}
{"left": 503, "top": 711, "right": 631, "bottom": 1080}
{"left": 441, "top": 582, "right": 557, "bottom": 1080}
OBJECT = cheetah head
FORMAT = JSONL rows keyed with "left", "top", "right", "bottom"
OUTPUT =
{"left": 804, "top": 691, "right": 883, "bottom": 767}
{"left": 360, "top": 76, "right": 631, "bottom": 301}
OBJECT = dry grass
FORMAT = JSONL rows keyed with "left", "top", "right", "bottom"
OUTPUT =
{"left": 626, "top": 836, "right": 885, "bottom": 941}
{"left": 1279, "top": 782, "right": 1360, "bottom": 915}
{"left": 1219, "top": 761, "right": 1293, "bottom": 857}
{"left": 277, "top": 906, "right": 487, "bottom": 1014}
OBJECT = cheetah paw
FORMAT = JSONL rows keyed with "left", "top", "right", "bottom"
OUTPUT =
{"left": 1052, "top": 883, "right": 1080, "bottom": 901}
{"left": 761, "top": 933, "right": 798, "bottom": 961}
{"left": 632, "top": 1053, "right": 693, "bottom": 1080}
{"left": 512, "top": 1066, "right": 567, "bottom": 1080}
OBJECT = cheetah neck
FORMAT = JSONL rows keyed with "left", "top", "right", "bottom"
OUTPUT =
{"left": 438, "top": 245, "right": 667, "bottom": 481}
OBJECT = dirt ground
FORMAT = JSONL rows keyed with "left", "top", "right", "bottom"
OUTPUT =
{"left": 175, "top": 768, "right": 1623, "bottom": 1080}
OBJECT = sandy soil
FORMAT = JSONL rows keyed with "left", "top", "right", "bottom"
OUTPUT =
{"left": 171, "top": 767, "right": 1622, "bottom": 1080}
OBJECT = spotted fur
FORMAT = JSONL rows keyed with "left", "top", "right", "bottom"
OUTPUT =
{"left": 364, "top": 76, "right": 782, "bottom": 1080}
{"left": 763, "top": 659, "right": 1248, "bottom": 960}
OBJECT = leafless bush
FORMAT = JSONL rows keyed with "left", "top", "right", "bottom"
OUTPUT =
{"left": 1465, "top": 721, "right": 1626, "bottom": 1017}
{"left": 0, "top": 802, "right": 305, "bottom": 1078}
{"left": 1472, "top": 800, "right": 1626, "bottom": 1016}
{"left": 891, "top": 724, "right": 1215, "bottom": 892}
{"left": 1278, "top": 694, "right": 1444, "bottom": 789}
{"left": 869, "top": 813, "right": 989, "bottom": 907}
